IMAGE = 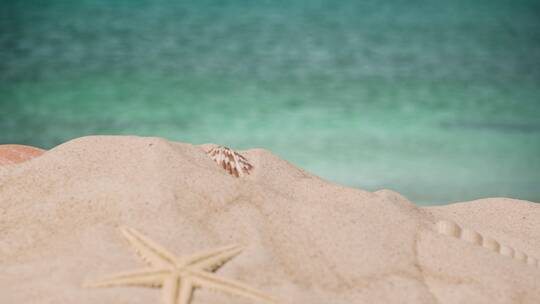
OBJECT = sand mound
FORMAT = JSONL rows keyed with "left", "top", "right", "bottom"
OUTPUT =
{"left": 0, "top": 144, "right": 45, "bottom": 165}
{"left": 1, "top": 136, "right": 538, "bottom": 303}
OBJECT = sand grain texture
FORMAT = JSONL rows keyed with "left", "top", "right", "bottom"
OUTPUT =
{"left": 0, "top": 136, "right": 538, "bottom": 303}
{"left": 0, "top": 144, "right": 45, "bottom": 165}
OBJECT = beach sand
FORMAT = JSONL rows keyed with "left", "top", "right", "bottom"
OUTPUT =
{"left": 0, "top": 144, "right": 45, "bottom": 165}
{"left": 0, "top": 136, "right": 538, "bottom": 303}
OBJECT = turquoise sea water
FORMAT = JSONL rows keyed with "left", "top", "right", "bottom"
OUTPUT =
{"left": 1, "top": 0, "right": 539, "bottom": 204}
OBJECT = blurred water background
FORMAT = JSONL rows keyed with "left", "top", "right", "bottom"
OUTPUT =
{"left": 1, "top": 0, "right": 539, "bottom": 205}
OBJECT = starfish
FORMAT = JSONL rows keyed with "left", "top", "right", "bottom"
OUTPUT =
{"left": 84, "top": 227, "right": 277, "bottom": 304}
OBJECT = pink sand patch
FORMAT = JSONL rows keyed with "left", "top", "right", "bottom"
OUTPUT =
{"left": 0, "top": 144, "right": 45, "bottom": 165}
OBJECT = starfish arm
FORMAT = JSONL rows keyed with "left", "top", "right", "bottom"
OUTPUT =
{"left": 162, "top": 276, "right": 194, "bottom": 304}
{"left": 185, "top": 245, "right": 243, "bottom": 271}
{"left": 160, "top": 275, "right": 178, "bottom": 304}
{"left": 120, "top": 227, "right": 179, "bottom": 267}
{"left": 190, "top": 270, "right": 278, "bottom": 304}
{"left": 84, "top": 268, "right": 167, "bottom": 288}
{"left": 178, "top": 278, "right": 194, "bottom": 304}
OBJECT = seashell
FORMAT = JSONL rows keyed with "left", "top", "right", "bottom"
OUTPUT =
{"left": 436, "top": 220, "right": 461, "bottom": 237}
{"left": 460, "top": 228, "right": 482, "bottom": 245}
{"left": 207, "top": 146, "right": 253, "bottom": 178}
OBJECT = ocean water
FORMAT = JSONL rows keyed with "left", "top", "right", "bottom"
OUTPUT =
{"left": 1, "top": 0, "right": 539, "bottom": 205}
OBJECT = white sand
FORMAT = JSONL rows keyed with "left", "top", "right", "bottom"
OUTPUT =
{"left": 0, "top": 136, "right": 538, "bottom": 303}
